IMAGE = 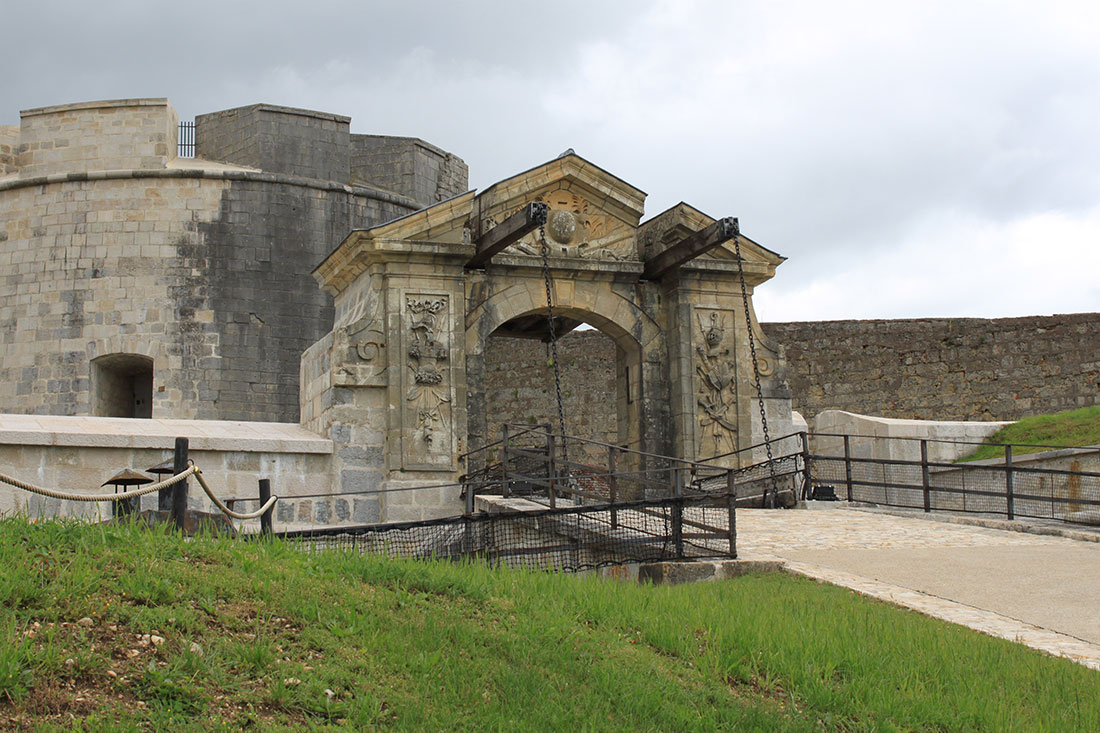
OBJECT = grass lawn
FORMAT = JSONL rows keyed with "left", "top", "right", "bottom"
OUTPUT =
{"left": 1, "top": 518, "right": 1098, "bottom": 730}
{"left": 958, "top": 405, "right": 1100, "bottom": 462}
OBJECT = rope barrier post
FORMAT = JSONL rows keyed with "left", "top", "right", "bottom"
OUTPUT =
{"left": 171, "top": 437, "right": 189, "bottom": 532}
{"left": 258, "top": 478, "right": 273, "bottom": 538}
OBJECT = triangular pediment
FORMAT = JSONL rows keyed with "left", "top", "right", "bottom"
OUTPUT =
{"left": 473, "top": 153, "right": 648, "bottom": 262}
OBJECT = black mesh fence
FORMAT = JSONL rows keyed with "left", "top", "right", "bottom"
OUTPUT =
{"left": 810, "top": 442, "right": 1100, "bottom": 527}
{"left": 271, "top": 494, "right": 737, "bottom": 572}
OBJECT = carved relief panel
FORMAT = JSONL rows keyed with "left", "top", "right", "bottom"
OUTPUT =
{"left": 401, "top": 293, "right": 454, "bottom": 469}
{"left": 333, "top": 285, "right": 387, "bottom": 387}
{"left": 693, "top": 307, "right": 739, "bottom": 457}
{"left": 487, "top": 187, "right": 636, "bottom": 261}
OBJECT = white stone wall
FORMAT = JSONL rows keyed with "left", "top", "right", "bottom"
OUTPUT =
{"left": 811, "top": 410, "right": 1013, "bottom": 463}
{"left": 0, "top": 415, "right": 338, "bottom": 531}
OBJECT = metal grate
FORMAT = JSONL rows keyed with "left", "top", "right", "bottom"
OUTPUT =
{"left": 178, "top": 121, "right": 195, "bottom": 158}
{"left": 271, "top": 494, "right": 737, "bottom": 572}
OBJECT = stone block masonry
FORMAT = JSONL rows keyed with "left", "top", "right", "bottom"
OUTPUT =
{"left": 764, "top": 314, "right": 1100, "bottom": 421}
{"left": 0, "top": 98, "right": 468, "bottom": 423}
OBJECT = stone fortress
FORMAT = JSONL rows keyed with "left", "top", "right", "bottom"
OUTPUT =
{"left": 1, "top": 96, "right": 1096, "bottom": 525}
{"left": 0, "top": 96, "right": 794, "bottom": 524}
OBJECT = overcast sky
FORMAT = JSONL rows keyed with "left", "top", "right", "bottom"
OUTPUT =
{"left": 3, "top": 0, "right": 1098, "bottom": 322}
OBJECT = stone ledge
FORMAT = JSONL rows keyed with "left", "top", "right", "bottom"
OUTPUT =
{"left": 0, "top": 414, "right": 332, "bottom": 454}
{"left": 0, "top": 166, "right": 419, "bottom": 209}
{"left": 637, "top": 559, "right": 785, "bottom": 585}
{"left": 21, "top": 98, "right": 170, "bottom": 117}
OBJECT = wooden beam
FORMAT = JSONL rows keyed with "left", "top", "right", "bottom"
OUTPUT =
{"left": 642, "top": 217, "right": 739, "bottom": 280}
{"left": 466, "top": 202, "right": 549, "bottom": 269}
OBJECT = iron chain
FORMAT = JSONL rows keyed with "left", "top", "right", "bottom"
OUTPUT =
{"left": 539, "top": 225, "right": 569, "bottom": 463}
{"left": 734, "top": 236, "right": 780, "bottom": 507}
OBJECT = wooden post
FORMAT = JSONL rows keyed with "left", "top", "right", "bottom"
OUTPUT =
{"left": 1005, "top": 445, "right": 1015, "bottom": 520}
{"left": 258, "top": 478, "right": 273, "bottom": 538}
{"left": 672, "top": 468, "right": 684, "bottom": 559}
{"left": 726, "top": 469, "right": 737, "bottom": 559}
{"left": 921, "top": 440, "right": 931, "bottom": 513}
{"left": 843, "top": 435, "right": 853, "bottom": 502}
{"left": 608, "top": 445, "right": 618, "bottom": 529}
{"left": 171, "top": 437, "right": 189, "bottom": 532}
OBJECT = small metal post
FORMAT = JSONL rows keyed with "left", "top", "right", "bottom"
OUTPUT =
{"left": 258, "top": 478, "right": 273, "bottom": 538}
{"left": 547, "top": 432, "right": 557, "bottom": 509}
{"left": 171, "top": 437, "right": 189, "bottom": 532}
{"left": 726, "top": 469, "right": 737, "bottom": 559}
{"left": 1005, "top": 445, "right": 1015, "bottom": 520}
{"left": 608, "top": 445, "right": 618, "bottom": 529}
{"left": 501, "top": 425, "right": 511, "bottom": 498}
{"left": 843, "top": 435, "right": 853, "bottom": 502}
{"left": 672, "top": 467, "right": 684, "bottom": 559}
{"left": 797, "top": 431, "right": 811, "bottom": 505}
{"left": 921, "top": 440, "right": 931, "bottom": 513}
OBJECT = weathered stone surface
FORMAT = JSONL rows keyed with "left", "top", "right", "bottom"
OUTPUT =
{"left": 0, "top": 97, "right": 467, "bottom": 423}
{"left": 764, "top": 315, "right": 1100, "bottom": 421}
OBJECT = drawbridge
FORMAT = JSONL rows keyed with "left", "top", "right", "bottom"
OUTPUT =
{"left": 274, "top": 425, "right": 804, "bottom": 572}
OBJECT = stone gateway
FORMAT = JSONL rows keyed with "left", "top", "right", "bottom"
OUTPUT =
{"left": 304, "top": 152, "right": 795, "bottom": 518}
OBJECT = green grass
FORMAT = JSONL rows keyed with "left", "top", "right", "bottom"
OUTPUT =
{"left": 1, "top": 518, "right": 1099, "bottom": 730}
{"left": 958, "top": 405, "right": 1100, "bottom": 462}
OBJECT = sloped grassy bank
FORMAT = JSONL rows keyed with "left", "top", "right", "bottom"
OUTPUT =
{"left": 1, "top": 518, "right": 1098, "bottom": 731}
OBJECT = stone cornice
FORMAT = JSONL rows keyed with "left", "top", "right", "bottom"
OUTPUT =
{"left": 0, "top": 167, "right": 420, "bottom": 209}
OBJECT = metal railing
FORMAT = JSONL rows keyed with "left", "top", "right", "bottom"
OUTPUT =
{"left": 178, "top": 121, "right": 195, "bottom": 158}
{"left": 808, "top": 432, "right": 1100, "bottom": 526}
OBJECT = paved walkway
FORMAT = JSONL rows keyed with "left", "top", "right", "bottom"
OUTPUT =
{"left": 735, "top": 505, "right": 1100, "bottom": 670}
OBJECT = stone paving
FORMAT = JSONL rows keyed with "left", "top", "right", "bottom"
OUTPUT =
{"left": 734, "top": 505, "right": 1100, "bottom": 671}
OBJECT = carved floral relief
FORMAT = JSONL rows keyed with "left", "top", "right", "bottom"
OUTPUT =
{"left": 695, "top": 309, "right": 738, "bottom": 455}
{"left": 405, "top": 296, "right": 451, "bottom": 449}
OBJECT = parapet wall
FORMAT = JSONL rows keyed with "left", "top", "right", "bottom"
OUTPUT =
{"left": 351, "top": 134, "right": 469, "bottom": 207}
{"left": 16, "top": 99, "right": 177, "bottom": 178}
{"left": 196, "top": 104, "right": 350, "bottom": 183}
{"left": 764, "top": 314, "right": 1100, "bottom": 421}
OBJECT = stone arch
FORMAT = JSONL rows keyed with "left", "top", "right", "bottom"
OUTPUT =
{"left": 465, "top": 278, "right": 667, "bottom": 464}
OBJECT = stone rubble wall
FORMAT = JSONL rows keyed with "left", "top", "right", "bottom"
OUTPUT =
{"left": 763, "top": 314, "right": 1100, "bottom": 421}
{"left": 483, "top": 331, "right": 619, "bottom": 466}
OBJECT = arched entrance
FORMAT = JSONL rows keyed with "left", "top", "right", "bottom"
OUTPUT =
{"left": 306, "top": 152, "right": 793, "bottom": 521}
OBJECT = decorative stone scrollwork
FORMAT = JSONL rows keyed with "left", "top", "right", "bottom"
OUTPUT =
{"left": 405, "top": 296, "right": 450, "bottom": 449}
{"left": 695, "top": 310, "right": 738, "bottom": 454}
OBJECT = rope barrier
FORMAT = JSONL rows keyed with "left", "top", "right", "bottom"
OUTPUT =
{"left": 0, "top": 466, "right": 197, "bottom": 502}
{"left": 0, "top": 464, "right": 278, "bottom": 521}
{"left": 192, "top": 469, "right": 278, "bottom": 520}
